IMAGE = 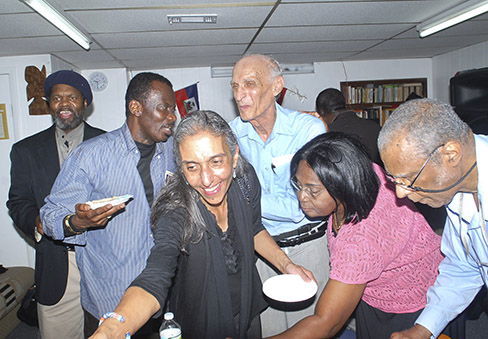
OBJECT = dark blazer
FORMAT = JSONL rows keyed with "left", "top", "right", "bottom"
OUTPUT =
{"left": 7, "top": 123, "right": 105, "bottom": 305}
{"left": 328, "top": 110, "right": 383, "bottom": 166}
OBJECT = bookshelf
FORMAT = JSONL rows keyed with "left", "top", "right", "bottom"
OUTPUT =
{"left": 340, "top": 78, "right": 427, "bottom": 125}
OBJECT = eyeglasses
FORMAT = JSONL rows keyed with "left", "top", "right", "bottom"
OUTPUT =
{"left": 386, "top": 144, "right": 444, "bottom": 193}
{"left": 290, "top": 177, "right": 324, "bottom": 199}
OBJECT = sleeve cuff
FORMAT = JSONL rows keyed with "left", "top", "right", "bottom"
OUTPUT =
{"left": 415, "top": 307, "right": 445, "bottom": 339}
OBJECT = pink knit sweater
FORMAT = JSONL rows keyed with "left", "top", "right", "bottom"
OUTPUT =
{"left": 327, "top": 164, "right": 443, "bottom": 313}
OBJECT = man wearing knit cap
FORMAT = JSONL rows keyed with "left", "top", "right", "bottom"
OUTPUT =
{"left": 7, "top": 69, "right": 104, "bottom": 338}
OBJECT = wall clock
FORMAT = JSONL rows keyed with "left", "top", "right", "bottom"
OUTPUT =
{"left": 88, "top": 71, "right": 108, "bottom": 92}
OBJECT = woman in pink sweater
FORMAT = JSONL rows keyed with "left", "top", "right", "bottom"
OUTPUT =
{"left": 268, "top": 132, "right": 443, "bottom": 339}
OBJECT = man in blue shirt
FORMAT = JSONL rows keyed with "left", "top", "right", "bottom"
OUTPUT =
{"left": 41, "top": 72, "right": 176, "bottom": 338}
{"left": 229, "top": 54, "right": 328, "bottom": 336}
{"left": 378, "top": 98, "right": 487, "bottom": 339}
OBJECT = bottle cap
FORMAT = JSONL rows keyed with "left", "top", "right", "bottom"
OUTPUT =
{"left": 164, "top": 312, "right": 174, "bottom": 321}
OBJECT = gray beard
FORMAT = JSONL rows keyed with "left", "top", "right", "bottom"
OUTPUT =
{"left": 54, "top": 109, "right": 85, "bottom": 130}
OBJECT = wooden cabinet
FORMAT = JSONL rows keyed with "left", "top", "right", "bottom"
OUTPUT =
{"left": 340, "top": 78, "right": 427, "bottom": 125}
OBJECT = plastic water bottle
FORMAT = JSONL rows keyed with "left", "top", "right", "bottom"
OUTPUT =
{"left": 159, "top": 312, "right": 181, "bottom": 339}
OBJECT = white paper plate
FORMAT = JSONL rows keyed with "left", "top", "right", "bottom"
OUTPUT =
{"left": 86, "top": 194, "right": 133, "bottom": 209}
{"left": 262, "top": 274, "right": 318, "bottom": 302}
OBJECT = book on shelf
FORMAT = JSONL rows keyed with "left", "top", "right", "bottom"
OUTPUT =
{"left": 353, "top": 105, "right": 398, "bottom": 126}
{"left": 343, "top": 81, "right": 425, "bottom": 104}
{"left": 354, "top": 106, "right": 384, "bottom": 122}
{"left": 341, "top": 78, "right": 426, "bottom": 126}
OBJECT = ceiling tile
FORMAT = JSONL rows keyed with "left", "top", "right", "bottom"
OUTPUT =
{"left": 1, "top": 0, "right": 487, "bottom": 70}
{"left": 256, "top": 24, "right": 413, "bottom": 42}
{"left": 249, "top": 40, "right": 381, "bottom": 54}
{"left": 69, "top": 6, "right": 272, "bottom": 34}
{"left": 93, "top": 28, "right": 258, "bottom": 48}
{"left": 268, "top": 1, "right": 465, "bottom": 26}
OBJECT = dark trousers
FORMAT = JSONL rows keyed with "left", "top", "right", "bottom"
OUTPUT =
{"left": 355, "top": 300, "right": 466, "bottom": 339}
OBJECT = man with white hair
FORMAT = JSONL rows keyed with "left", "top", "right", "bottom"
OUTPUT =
{"left": 229, "top": 54, "right": 329, "bottom": 336}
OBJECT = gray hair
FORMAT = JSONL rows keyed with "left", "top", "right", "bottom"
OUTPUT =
{"left": 240, "top": 54, "right": 283, "bottom": 80}
{"left": 151, "top": 110, "right": 249, "bottom": 248}
{"left": 378, "top": 98, "right": 471, "bottom": 161}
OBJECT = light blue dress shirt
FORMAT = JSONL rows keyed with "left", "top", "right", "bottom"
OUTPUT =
{"left": 229, "top": 103, "right": 326, "bottom": 236}
{"left": 41, "top": 123, "right": 174, "bottom": 318}
{"left": 416, "top": 134, "right": 488, "bottom": 338}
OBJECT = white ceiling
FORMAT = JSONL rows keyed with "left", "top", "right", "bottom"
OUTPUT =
{"left": 2, "top": 0, "right": 488, "bottom": 71}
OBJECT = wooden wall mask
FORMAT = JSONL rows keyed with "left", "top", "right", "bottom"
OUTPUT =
{"left": 25, "top": 65, "right": 49, "bottom": 115}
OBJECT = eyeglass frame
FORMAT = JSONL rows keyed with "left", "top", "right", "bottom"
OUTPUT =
{"left": 290, "top": 176, "right": 325, "bottom": 199}
{"left": 385, "top": 144, "right": 445, "bottom": 193}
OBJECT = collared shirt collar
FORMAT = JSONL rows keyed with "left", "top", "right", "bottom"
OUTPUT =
{"left": 55, "top": 122, "right": 84, "bottom": 166}
{"left": 474, "top": 134, "right": 488, "bottom": 217}
{"left": 120, "top": 121, "right": 172, "bottom": 156}
{"left": 270, "top": 103, "right": 299, "bottom": 138}
{"left": 234, "top": 103, "right": 296, "bottom": 144}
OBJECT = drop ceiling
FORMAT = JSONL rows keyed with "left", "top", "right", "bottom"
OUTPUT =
{"left": 1, "top": 0, "right": 488, "bottom": 70}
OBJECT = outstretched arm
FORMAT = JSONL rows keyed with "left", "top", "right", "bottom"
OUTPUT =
{"left": 267, "top": 279, "right": 366, "bottom": 339}
{"left": 89, "top": 287, "right": 160, "bottom": 339}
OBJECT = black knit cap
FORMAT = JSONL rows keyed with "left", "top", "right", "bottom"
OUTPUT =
{"left": 44, "top": 70, "right": 93, "bottom": 105}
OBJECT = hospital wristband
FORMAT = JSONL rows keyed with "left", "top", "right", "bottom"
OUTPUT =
{"left": 99, "top": 312, "right": 125, "bottom": 326}
{"left": 98, "top": 312, "right": 131, "bottom": 338}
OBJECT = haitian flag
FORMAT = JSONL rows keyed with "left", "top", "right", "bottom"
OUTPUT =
{"left": 175, "top": 83, "right": 200, "bottom": 118}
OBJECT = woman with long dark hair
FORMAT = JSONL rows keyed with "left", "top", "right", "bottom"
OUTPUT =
{"left": 91, "top": 110, "right": 313, "bottom": 339}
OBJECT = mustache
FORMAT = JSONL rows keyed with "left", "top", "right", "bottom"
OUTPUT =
{"left": 56, "top": 107, "right": 76, "bottom": 115}
{"left": 163, "top": 122, "right": 176, "bottom": 130}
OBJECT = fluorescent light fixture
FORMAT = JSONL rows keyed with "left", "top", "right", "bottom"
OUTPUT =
{"left": 168, "top": 14, "right": 217, "bottom": 25}
{"left": 210, "top": 66, "right": 233, "bottom": 78}
{"left": 282, "top": 63, "right": 314, "bottom": 74}
{"left": 417, "top": 0, "right": 488, "bottom": 38}
{"left": 210, "top": 63, "right": 314, "bottom": 78}
{"left": 20, "top": 0, "right": 91, "bottom": 50}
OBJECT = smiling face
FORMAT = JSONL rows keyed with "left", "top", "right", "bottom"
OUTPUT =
{"left": 294, "top": 160, "right": 338, "bottom": 218}
{"left": 231, "top": 55, "right": 284, "bottom": 123}
{"left": 130, "top": 80, "right": 177, "bottom": 144}
{"left": 49, "top": 83, "right": 86, "bottom": 131}
{"left": 179, "top": 132, "right": 239, "bottom": 211}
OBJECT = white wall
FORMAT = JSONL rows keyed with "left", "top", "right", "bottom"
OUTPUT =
{"left": 432, "top": 40, "right": 488, "bottom": 103}
{"left": 0, "top": 55, "right": 51, "bottom": 268}
{"left": 81, "top": 68, "right": 129, "bottom": 132}
{"left": 152, "top": 58, "right": 433, "bottom": 122}
{"left": 147, "top": 67, "right": 238, "bottom": 122}
{"left": 0, "top": 69, "right": 34, "bottom": 268}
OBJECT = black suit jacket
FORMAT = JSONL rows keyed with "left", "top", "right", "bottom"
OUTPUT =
{"left": 7, "top": 123, "right": 105, "bottom": 305}
{"left": 328, "top": 110, "right": 383, "bottom": 166}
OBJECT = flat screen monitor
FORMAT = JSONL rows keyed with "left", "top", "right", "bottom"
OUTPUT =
{"left": 450, "top": 67, "right": 488, "bottom": 134}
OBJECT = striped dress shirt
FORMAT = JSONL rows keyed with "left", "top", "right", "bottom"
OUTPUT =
{"left": 41, "top": 123, "right": 174, "bottom": 318}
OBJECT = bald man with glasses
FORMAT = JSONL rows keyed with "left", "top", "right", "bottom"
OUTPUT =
{"left": 378, "top": 98, "right": 487, "bottom": 339}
